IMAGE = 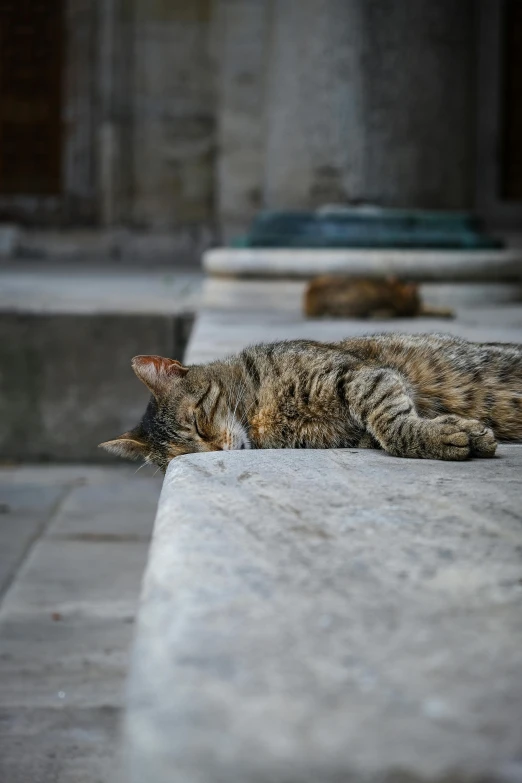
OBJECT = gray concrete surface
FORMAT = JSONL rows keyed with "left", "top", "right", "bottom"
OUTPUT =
{"left": 0, "top": 464, "right": 162, "bottom": 783}
{"left": 188, "top": 306, "right": 522, "bottom": 364}
{"left": 203, "top": 277, "right": 522, "bottom": 311}
{"left": 132, "top": 1, "right": 214, "bottom": 231}
{"left": 0, "top": 225, "right": 19, "bottom": 257}
{"left": 125, "top": 448, "right": 522, "bottom": 783}
{"left": 0, "top": 313, "right": 192, "bottom": 462}
{"left": 2, "top": 229, "right": 211, "bottom": 263}
{"left": 204, "top": 246, "right": 522, "bottom": 281}
{"left": 0, "top": 263, "right": 202, "bottom": 314}
{"left": 186, "top": 277, "right": 522, "bottom": 364}
{"left": 0, "top": 481, "right": 66, "bottom": 599}
{"left": 213, "top": 0, "right": 269, "bottom": 241}
{"left": 214, "top": 1, "right": 480, "bottom": 235}
{"left": 264, "top": 1, "right": 475, "bottom": 211}
{"left": 124, "top": 268, "right": 522, "bottom": 783}
{"left": 0, "top": 264, "right": 201, "bottom": 462}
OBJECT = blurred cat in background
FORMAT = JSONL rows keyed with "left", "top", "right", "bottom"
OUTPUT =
{"left": 304, "top": 276, "right": 454, "bottom": 319}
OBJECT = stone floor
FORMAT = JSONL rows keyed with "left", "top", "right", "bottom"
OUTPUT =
{"left": 0, "top": 464, "right": 163, "bottom": 783}
{"left": 0, "top": 261, "right": 202, "bottom": 315}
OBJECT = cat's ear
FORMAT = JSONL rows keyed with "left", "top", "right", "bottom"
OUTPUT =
{"left": 98, "top": 432, "right": 148, "bottom": 461}
{"left": 131, "top": 355, "right": 188, "bottom": 396}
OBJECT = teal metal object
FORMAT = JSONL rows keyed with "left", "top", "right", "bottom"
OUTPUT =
{"left": 232, "top": 207, "right": 503, "bottom": 250}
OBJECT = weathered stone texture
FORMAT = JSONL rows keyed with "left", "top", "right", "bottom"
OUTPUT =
{"left": 0, "top": 465, "right": 162, "bottom": 783}
{"left": 125, "top": 448, "right": 522, "bottom": 783}
{"left": 263, "top": 0, "right": 476, "bottom": 211}
{"left": 0, "top": 313, "right": 187, "bottom": 461}
{"left": 213, "top": 0, "right": 270, "bottom": 240}
{"left": 203, "top": 246, "right": 522, "bottom": 281}
{"left": 264, "top": 0, "right": 366, "bottom": 210}
{"left": 358, "top": 0, "right": 476, "bottom": 209}
{"left": 132, "top": 0, "right": 215, "bottom": 231}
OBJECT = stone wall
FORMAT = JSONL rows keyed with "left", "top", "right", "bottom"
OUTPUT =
{"left": 212, "top": 0, "right": 270, "bottom": 241}
{"left": 132, "top": 0, "right": 215, "bottom": 234}
{"left": 4, "top": 1, "right": 480, "bottom": 252}
{"left": 217, "top": 0, "right": 477, "bottom": 236}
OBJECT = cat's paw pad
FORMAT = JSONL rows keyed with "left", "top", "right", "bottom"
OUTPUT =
{"left": 429, "top": 415, "right": 497, "bottom": 460}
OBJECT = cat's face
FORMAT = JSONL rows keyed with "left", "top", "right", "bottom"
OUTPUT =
{"left": 99, "top": 355, "right": 251, "bottom": 472}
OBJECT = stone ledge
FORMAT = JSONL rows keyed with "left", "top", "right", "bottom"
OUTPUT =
{"left": 0, "top": 313, "right": 192, "bottom": 461}
{"left": 204, "top": 247, "right": 522, "bottom": 281}
{"left": 0, "top": 264, "right": 201, "bottom": 461}
{"left": 124, "top": 447, "right": 522, "bottom": 783}
{"left": 202, "top": 277, "right": 522, "bottom": 313}
{"left": 185, "top": 304, "right": 522, "bottom": 365}
{"left": 0, "top": 265, "right": 202, "bottom": 315}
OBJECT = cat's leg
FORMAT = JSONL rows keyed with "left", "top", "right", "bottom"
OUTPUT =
{"left": 346, "top": 368, "right": 497, "bottom": 460}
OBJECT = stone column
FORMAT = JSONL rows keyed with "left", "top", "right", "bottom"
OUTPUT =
{"left": 96, "top": 0, "right": 134, "bottom": 226}
{"left": 212, "top": 0, "right": 270, "bottom": 240}
{"left": 263, "top": 0, "right": 366, "bottom": 210}
{"left": 63, "top": 0, "right": 98, "bottom": 223}
{"left": 132, "top": 0, "right": 214, "bottom": 231}
{"left": 263, "top": 0, "right": 476, "bottom": 211}
{"left": 358, "top": 0, "right": 476, "bottom": 209}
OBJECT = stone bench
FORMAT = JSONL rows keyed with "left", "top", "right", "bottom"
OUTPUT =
{"left": 204, "top": 247, "right": 522, "bottom": 307}
{"left": 122, "top": 274, "right": 522, "bottom": 783}
{"left": 204, "top": 246, "right": 522, "bottom": 281}
{"left": 124, "top": 447, "right": 522, "bottom": 783}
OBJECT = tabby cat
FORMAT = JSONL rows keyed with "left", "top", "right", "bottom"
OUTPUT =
{"left": 100, "top": 333, "right": 522, "bottom": 472}
{"left": 304, "top": 275, "right": 454, "bottom": 319}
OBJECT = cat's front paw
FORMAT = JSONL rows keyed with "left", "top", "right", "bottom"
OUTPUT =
{"left": 423, "top": 415, "right": 497, "bottom": 460}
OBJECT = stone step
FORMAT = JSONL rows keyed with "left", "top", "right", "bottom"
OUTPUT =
{"left": 187, "top": 281, "right": 522, "bottom": 364}
{"left": 124, "top": 447, "right": 522, "bottom": 783}
{"left": 204, "top": 246, "right": 522, "bottom": 281}
{"left": 201, "top": 277, "right": 522, "bottom": 317}
{"left": 0, "top": 312, "right": 193, "bottom": 462}
{"left": 0, "top": 264, "right": 201, "bottom": 461}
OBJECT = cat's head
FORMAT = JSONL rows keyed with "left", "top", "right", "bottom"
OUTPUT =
{"left": 99, "top": 355, "right": 250, "bottom": 472}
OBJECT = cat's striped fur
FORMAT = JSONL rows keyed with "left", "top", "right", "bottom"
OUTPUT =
{"left": 100, "top": 333, "right": 522, "bottom": 472}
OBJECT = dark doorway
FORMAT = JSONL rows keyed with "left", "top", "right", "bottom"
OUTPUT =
{"left": 0, "top": 0, "right": 63, "bottom": 196}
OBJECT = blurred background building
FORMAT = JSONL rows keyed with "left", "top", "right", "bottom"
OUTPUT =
{"left": 0, "top": 0, "right": 520, "bottom": 261}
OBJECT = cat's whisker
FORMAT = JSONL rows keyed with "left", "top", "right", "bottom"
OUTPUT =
{"left": 134, "top": 461, "right": 148, "bottom": 475}
{"left": 232, "top": 379, "right": 248, "bottom": 420}
{"left": 238, "top": 396, "right": 257, "bottom": 426}
{"left": 234, "top": 387, "right": 246, "bottom": 419}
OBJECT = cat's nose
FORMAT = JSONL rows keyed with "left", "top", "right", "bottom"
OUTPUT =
{"left": 239, "top": 443, "right": 245, "bottom": 449}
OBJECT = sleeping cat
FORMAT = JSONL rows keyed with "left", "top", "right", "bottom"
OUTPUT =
{"left": 100, "top": 333, "right": 522, "bottom": 472}
{"left": 304, "top": 276, "right": 454, "bottom": 319}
